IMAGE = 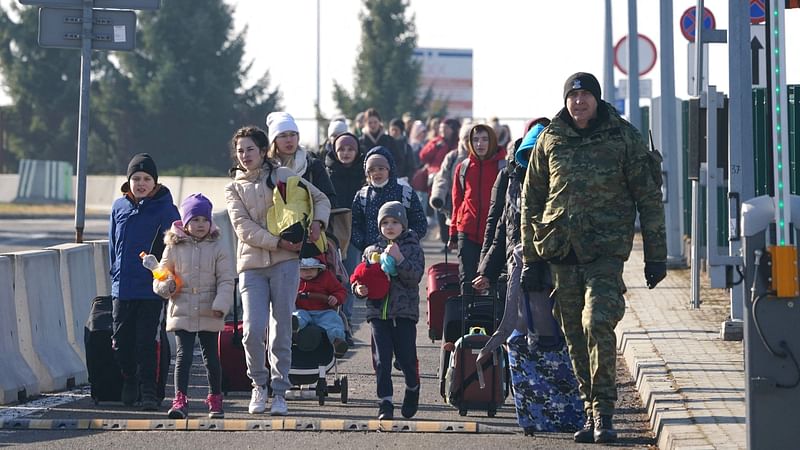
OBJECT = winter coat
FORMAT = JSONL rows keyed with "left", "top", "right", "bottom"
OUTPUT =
{"left": 522, "top": 102, "right": 667, "bottom": 265}
{"left": 429, "top": 146, "right": 468, "bottom": 218}
{"left": 478, "top": 138, "right": 525, "bottom": 280}
{"left": 324, "top": 146, "right": 366, "bottom": 209}
{"left": 225, "top": 165, "right": 331, "bottom": 273}
{"left": 389, "top": 136, "right": 416, "bottom": 180}
{"left": 110, "top": 184, "right": 180, "bottom": 301}
{"left": 350, "top": 146, "right": 427, "bottom": 251}
{"left": 280, "top": 147, "right": 338, "bottom": 208}
{"left": 361, "top": 230, "right": 425, "bottom": 323}
{"left": 160, "top": 223, "right": 236, "bottom": 333}
{"left": 418, "top": 136, "right": 454, "bottom": 174}
{"left": 296, "top": 269, "right": 347, "bottom": 311}
{"left": 359, "top": 128, "right": 394, "bottom": 155}
{"left": 450, "top": 148, "right": 507, "bottom": 244}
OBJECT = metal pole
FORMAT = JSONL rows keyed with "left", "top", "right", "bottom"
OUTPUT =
{"left": 315, "top": 0, "right": 321, "bottom": 150}
{"left": 603, "top": 0, "right": 616, "bottom": 105}
{"left": 627, "top": 0, "right": 640, "bottom": 130}
{"left": 74, "top": 0, "right": 92, "bottom": 243}
{"left": 691, "top": 178, "right": 702, "bottom": 308}
{"left": 725, "top": 0, "right": 754, "bottom": 327}
{"left": 659, "top": 0, "right": 685, "bottom": 266}
{"left": 694, "top": 0, "right": 705, "bottom": 95}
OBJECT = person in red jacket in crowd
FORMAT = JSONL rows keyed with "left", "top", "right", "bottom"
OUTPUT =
{"left": 448, "top": 123, "right": 506, "bottom": 292}
{"left": 292, "top": 257, "right": 348, "bottom": 357}
{"left": 419, "top": 117, "right": 461, "bottom": 244}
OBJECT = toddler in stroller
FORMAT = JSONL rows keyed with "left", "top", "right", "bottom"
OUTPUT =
{"left": 289, "top": 257, "right": 350, "bottom": 404}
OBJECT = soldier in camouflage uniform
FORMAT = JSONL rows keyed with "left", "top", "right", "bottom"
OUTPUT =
{"left": 520, "top": 72, "right": 667, "bottom": 444}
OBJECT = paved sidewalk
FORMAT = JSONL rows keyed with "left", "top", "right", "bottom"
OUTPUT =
{"left": 617, "top": 241, "right": 745, "bottom": 450}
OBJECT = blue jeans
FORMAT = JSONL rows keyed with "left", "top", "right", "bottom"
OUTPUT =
{"left": 293, "top": 309, "right": 345, "bottom": 343}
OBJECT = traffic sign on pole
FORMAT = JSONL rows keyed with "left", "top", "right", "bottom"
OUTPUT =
{"left": 750, "top": 24, "right": 766, "bottom": 88}
{"left": 38, "top": 7, "right": 136, "bottom": 51}
{"left": 19, "top": 0, "right": 160, "bottom": 10}
{"left": 750, "top": 0, "right": 766, "bottom": 24}
{"left": 613, "top": 34, "right": 657, "bottom": 76}
{"left": 679, "top": 6, "right": 716, "bottom": 42}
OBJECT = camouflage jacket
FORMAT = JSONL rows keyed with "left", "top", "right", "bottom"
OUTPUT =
{"left": 521, "top": 102, "right": 666, "bottom": 265}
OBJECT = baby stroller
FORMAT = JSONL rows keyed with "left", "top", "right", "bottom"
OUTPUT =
{"left": 288, "top": 324, "right": 348, "bottom": 405}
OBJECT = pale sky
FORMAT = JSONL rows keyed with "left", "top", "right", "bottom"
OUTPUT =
{"left": 231, "top": 0, "right": 800, "bottom": 141}
{"left": 1, "top": 1, "right": 798, "bottom": 143}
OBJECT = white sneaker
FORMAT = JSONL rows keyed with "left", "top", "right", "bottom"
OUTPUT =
{"left": 248, "top": 386, "right": 267, "bottom": 414}
{"left": 270, "top": 394, "right": 288, "bottom": 416}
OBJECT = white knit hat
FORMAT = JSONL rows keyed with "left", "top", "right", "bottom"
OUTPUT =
{"left": 266, "top": 111, "right": 299, "bottom": 144}
{"left": 299, "top": 257, "right": 326, "bottom": 270}
{"left": 328, "top": 119, "right": 348, "bottom": 138}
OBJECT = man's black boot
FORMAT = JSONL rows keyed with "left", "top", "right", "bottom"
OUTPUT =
{"left": 121, "top": 374, "right": 139, "bottom": 406}
{"left": 594, "top": 414, "right": 617, "bottom": 443}
{"left": 573, "top": 413, "right": 594, "bottom": 443}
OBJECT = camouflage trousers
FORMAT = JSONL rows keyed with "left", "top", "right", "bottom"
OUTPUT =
{"left": 549, "top": 256, "right": 626, "bottom": 417}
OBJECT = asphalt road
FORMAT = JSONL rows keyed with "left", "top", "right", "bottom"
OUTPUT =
{"left": 0, "top": 215, "right": 108, "bottom": 253}
{"left": 0, "top": 222, "right": 656, "bottom": 449}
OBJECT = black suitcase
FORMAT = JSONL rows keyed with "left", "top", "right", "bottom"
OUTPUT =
{"left": 84, "top": 295, "right": 170, "bottom": 405}
{"left": 84, "top": 296, "right": 123, "bottom": 403}
{"left": 442, "top": 294, "right": 504, "bottom": 344}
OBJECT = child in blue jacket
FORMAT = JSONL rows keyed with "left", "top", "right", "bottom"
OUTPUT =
{"left": 109, "top": 153, "right": 180, "bottom": 410}
{"left": 350, "top": 146, "right": 427, "bottom": 253}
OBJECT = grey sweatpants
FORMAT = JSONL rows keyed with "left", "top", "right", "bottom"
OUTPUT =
{"left": 239, "top": 259, "right": 300, "bottom": 395}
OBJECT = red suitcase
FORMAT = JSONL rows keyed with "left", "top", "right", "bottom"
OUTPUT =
{"left": 426, "top": 260, "right": 459, "bottom": 341}
{"left": 218, "top": 281, "right": 267, "bottom": 394}
{"left": 444, "top": 328, "right": 505, "bottom": 417}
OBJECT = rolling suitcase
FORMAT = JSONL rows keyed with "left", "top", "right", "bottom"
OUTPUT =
{"left": 442, "top": 289, "right": 506, "bottom": 417}
{"left": 218, "top": 281, "right": 255, "bottom": 393}
{"left": 441, "top": 294, "right": 504, "bottom": 344}
{"left": 508, "top": 292, "right": 583, "bottom": 434}
{"left": 84, "top": 296, "right": 123, "bottom": 403}
{"left": 84, "top": 295, "right": 170, "bottom": 405}
{"left": 426, "top": 254, "right": 459, "bottom": 341}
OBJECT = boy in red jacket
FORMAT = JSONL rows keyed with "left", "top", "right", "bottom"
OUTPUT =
{"left": 293, "top": 257, "right": 348, "bottom": 357}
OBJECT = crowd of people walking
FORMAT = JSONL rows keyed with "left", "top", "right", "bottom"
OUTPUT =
{"left": 107, "top": 71, "right": 667, "bottom": 444}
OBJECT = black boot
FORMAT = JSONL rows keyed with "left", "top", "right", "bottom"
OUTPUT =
{"left": 140, "top": 383, "right": 159, "bottom": 411}
{"left": 573, "top": 413, "right": 594, "bottom": 443}
{"left": 594, "top": 414, "right": 617, "bottom": 444}
{"left": 121, "top": 374, "right": 139, "bottom": 406}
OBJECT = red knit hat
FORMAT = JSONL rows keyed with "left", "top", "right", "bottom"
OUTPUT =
{"left": 350, "top": 260, "right": 390, "bottom": 301}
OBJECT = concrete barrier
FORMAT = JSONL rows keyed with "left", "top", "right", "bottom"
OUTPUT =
{"left": 177, "top": 177, "right": 230, "bottom": 212}
{"left": 47, "top": 243, "right": 97, "bottom": 362}
{"left": 0, "top": 256, "right": 40, "bottom": 404}
{"left": 85, "top": 240, "right": 111, "bottom": 296}
{"left": 0, "top": 174, "right": 18, "bottom": 203}
{"left": 84, "top": 175, "right": 125, "bottom": 213}
{"left": 4, "top": 249, "right": 88, "bottom": 392}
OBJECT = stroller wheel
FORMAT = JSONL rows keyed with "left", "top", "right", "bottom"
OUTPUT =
{"left": 316, "top": 379, "right": 327, "bottom": 406}
{"left": 340, "top": 376, "right": 348, "bottom": 404}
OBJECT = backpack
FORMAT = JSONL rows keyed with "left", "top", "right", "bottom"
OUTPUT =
{"left": 458, "top": 159, "right": 507, "bottom": 191}
{"left": 358, "top": 183, "right": 414, "bottom": 210}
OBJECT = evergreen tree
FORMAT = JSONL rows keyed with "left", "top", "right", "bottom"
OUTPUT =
{"left": 0, "top": 1, "right": 281, "bottom": 175}
{"left": 333, "top": 0, "right": 428, "bottom": 121}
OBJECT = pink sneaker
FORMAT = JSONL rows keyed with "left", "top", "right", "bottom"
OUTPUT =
{"left": 168, "top": 391, "right": 188, "bottom": 419}
{"left": 205, "top": 393, "right": 224, "bottom": 418}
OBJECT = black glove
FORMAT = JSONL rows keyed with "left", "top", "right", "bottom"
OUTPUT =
{"left": 644, "top": 262, "right": 667, "bottom": 289}
{"left": 521, "top": 262, "right": 547, "bottom": 292}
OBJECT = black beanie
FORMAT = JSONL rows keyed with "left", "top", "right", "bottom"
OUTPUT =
{"left": 563, "top": 72, "right": 602, "bottom": 104}
{"left": 127, "top": 153, "right": 158, "bottom": 182}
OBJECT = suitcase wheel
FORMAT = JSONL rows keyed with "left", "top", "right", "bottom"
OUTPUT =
{"left": 458, "top": 408, "right": 467, "bottom": 417}
{"left": 523, "top": 426, "right": 535, "bottom": 436}
{"left": 488, "top": 408, "right": 496, "bottom": 418}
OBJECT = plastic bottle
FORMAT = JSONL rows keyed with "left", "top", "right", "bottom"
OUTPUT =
{"left": 139, "top": 251, "right": 182, "bottom": 294}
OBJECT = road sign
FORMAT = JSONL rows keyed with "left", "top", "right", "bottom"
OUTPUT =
{"left": 613, "top": 34, "right": 657, "bottom": 76}
{"left": 38, "top": 7, "right": 136, "bottom": 51}
{"left": 680, "top": 6, "right": 716, "bottom": 42}
{"left": 616, "top": 79, "right": 653, "bottom": 99}
{"left": 750, "top": 24, "right": 766, "bottom": 88}
{"left": 19, "top": 0, "right": 160, "bottom": 10}
{"left": 750, "top": 0, "right": 766, "bottom": 24}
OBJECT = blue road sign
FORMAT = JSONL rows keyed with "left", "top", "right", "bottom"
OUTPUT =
{"left": 680, "top": 6, "right": 716, "bottom": 42}
{"left": 750, "top": 0, "right": 766, "bottom": 24}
